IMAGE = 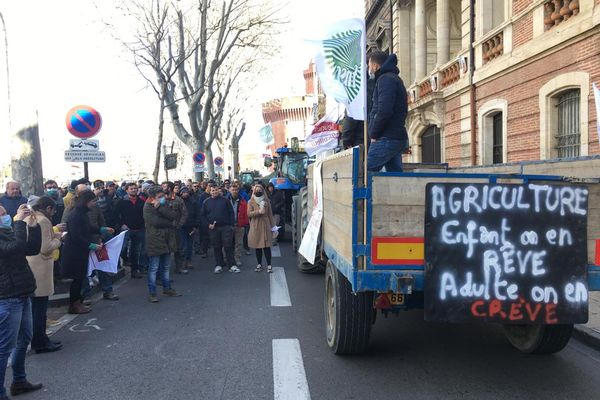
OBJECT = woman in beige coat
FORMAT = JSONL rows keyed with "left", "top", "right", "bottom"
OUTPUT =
{"left": 247, "top": 183, "right": 275, "bottom": 273}
{"left": 25, "top": 197, "right": 63, "bottom": 353}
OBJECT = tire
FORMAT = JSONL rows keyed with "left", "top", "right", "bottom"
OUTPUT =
{"left": 292, "top": 195, "right": 300, "bottom": 252}
{"left": 298, "top": 254, "right": 326, "bottom": 274}
{"left": 325, "top": 261, "right": 374, "bottom": 354}
{"left": 503, "top": 324, "right": 573, "bottom": 354}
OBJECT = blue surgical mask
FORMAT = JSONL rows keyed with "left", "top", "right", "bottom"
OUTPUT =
{"left": 0, "top": 215, "right": 12, "bottom": 229}
{"left": 46, "top": 188, "right": 58, "bottom": 198}
{"left": 159, "top": 197, "right": 167, "bottom": 206}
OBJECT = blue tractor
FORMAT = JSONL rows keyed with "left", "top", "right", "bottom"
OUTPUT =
{"left": 264, "top": 145, "right": 311, "bottom": 241}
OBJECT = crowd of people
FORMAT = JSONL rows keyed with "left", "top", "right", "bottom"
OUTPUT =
{"left": 0, "top": 177, "right": 282, "bottom": 398}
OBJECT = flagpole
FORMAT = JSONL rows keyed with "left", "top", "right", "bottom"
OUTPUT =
{"left": 362, "top": 19, "right": 368, "bottom": 271}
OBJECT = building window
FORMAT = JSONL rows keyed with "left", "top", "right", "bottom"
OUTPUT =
{"left": 492, "top": 112, "right": 503, "bottom": 164}
{"left": 477, "top": 99, "right": 507, "bottom": 165}
{"left": 539, "top": 72, "right": 589, "bottom": 160}
{"left": 421, "top": 126, "right": 441, "bottom": 163}
{"left": 554, "top": 89, "right": 580, "bottom": 158}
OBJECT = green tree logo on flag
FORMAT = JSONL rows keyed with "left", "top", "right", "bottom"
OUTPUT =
{"left": 323, "top": 29, "right": 362, "bottom": 103}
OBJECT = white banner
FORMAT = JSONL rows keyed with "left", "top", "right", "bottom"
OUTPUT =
{"left": 594, "top": 82, "right": 600, "bottom": 143}
{"left": 87, "top": 230, "right": 127, "bottom": 276}
{"left": 299, "top": 161, "right": 323, "bottom": 264}
{"left": 310, "top": 18, "right": 366, "bottom": 120}
{"left": 305, "top": 116, "right": 340, "bottom": 157}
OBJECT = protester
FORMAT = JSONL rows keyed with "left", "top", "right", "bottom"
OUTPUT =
{"left": 267, "top": 183, "right": 285, "bottom": 238}
{"left": 367, "top": 51, "right": 409, "bottom": 172}
{"left": 61, "top": 190, "right": 114, "bottom": 314}
{"left": 114, "top": 183, "right": 146, "bottom": 279}
{"left": 25, "top": 197, "right": 63, "bottom": 354}
{"left": 199, "top": 185, "right": 237, "bottom": 273}
{"left": 63, "top": 184, "right": 119, "bottom": 301}
{"left": 163, "top": 181, "right": 188, "bottom": 274}
{"left": 0, "top": 204, "right": 43, "bottom": 398}
{"left": 63, "top": 178, "right": 88, "bottom": 210}
{"left": 229, "top": 184, "right": 249, "bottom": 267}
{"left": 143, "top": 186, "right": 182, "bottom": 303}
{"left": 0, "top": 181, "right": 28, "bottom": 219}
{"left": 247, "top": 183, "right": 275, "bottom": 273}
{"left": 44, "top": 180, "right": 65, "bottom": 225}
{"left": 179, "top": 187, "right": 197, "bottom": 270}
{"left": 195, "top": 183, "right": 212, "bottom": 257}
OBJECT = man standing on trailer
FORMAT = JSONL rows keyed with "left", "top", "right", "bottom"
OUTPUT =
{"left": 366, "top": 51, "right": 409, "bottom": 172}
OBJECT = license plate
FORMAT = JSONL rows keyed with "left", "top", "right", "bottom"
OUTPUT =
{"left": 387, "top": 293, "right": 405, "bottom": 305}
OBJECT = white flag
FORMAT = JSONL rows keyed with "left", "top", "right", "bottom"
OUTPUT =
{"left": 310, "top": 18, "right": 366, "bottom": 120}
{"left": 87, "top": 230, "right": 127, "bottom": 276}
{"left": 594, "top": 83, "right": 600, "bottom": 143}
{"left": 304, "top": 114, "right": 340, "bottom": 157}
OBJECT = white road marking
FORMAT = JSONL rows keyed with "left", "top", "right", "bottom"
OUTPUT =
{"left": 271, "top": 246, "right": 281, "bottom": 257}
{"left": 270, "top": 267, "right": 291, "bottom": 307}
{"left": 272, "top": 339, "right": 311, "bottom": 400}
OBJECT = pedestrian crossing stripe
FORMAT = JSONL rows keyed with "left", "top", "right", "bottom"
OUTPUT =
{"left": 371, "top": 237, "right": 424, "bottom": 265}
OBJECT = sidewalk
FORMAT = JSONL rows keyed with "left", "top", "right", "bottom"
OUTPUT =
{"left": 573, "top": 291, "right": 600, "bottom": 349}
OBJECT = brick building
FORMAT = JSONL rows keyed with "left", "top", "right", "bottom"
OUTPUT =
{"left": 365, "top": 0, "right": 600, "bottom": 166}
{"left": 261, "top": 62, "right": 325, "bottom": 153}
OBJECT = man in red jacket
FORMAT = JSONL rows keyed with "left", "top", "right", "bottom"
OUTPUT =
{"left": 229, "top": 183, "right": 248, "bottom": 268}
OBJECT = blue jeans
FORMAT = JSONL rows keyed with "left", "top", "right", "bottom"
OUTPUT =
{"left": 81, "top": 271, "right": 113, "bottom": 297}
{"left": 0, "top": 297, "right": 33, "bottom": 396}
{"left": 148, "top": 254, "right": 171, "bottom": 295}
{"left": 179, "top": 229, "right": 194, "bottom": 262}
{"left": 367, "top": 137, "right": 409, "bottom": 172}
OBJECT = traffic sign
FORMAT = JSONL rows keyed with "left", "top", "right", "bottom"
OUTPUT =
{"left": 69, "top": 139, "right": 99, "bottom": 151}
{"left": 215, "top": 166, "right": 224, "bottom": 173}
{"left": 64, "top": 150, "right": 106, "bottom": 163}
{"left": 194, "top": 164, "right": 207, "bottom": 173}
{"left": 193, "top": 152, "right": 206, "bottom": 164}
{"left": 214, "top": 156, "right": 224, "bottom": 166}
{"left": 66, "top": 105, "right": 102, "bottom": 139}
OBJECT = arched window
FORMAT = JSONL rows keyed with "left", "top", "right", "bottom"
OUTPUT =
{"left": 477, "top": 99, "right": 508, "bottom": 165}
{"left": 421, "top": 126, "right": 441, "bottom": 163}
{"left": 539, "top": 72, "right": 589, "bottom": 160}
{"left": 554, "top": 89, "right": 580, "bottom": 158}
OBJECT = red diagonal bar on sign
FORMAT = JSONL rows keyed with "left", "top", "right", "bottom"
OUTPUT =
{"left": 73, "top": 111, "right": 95, "bottom": 132}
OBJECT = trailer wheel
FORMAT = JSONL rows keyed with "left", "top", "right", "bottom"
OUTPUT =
{"left": 292, "top": 195, "right": 300, "bottom": 253}
{"left": 503, "top": 324, "right": 573, "bottom": 354}
{"left": 325, "top": 261, "right": 374, "bottom": 354}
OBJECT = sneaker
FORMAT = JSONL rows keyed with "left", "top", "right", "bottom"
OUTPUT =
{"left": 255, "top": 264, "right": 263, "bottom": 272}
{"left": 245, "top": 250, "right": 252, "bottom": 256}
{"left": 229, "top": 266, "right": 241, "bottom": 273}
{"left": 149, "top": 294, "right": 159, "bottom": 303}
{"left": 214, "top": 266, "right": 223, "bottom": 274}
{"left": 163, "top": 288, "right": 182, "bottom": 297}
{"left": 175, "top": 269, "right": 189, "bottom": 275}
{"left": 10, "top": 380, "right": 43, "bottom": 396}
{"left": 103, "top": 292, "right": 120, "bottom": 301}
{"left": 236, "top": 261, "right": 242, "bottom": 267}
{"left": 267, "top": 265, "right": 273, "bottom": 273}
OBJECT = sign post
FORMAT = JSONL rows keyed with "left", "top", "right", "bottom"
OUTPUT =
{"left": 193, "top": 152, "right": 206, "bottom": 174}
{"left": 424, "top": 182, "right": 589, "bottom": 324}
{"left": 214, "top": 156, "right": 224, "bottom": 175}
{"left": 65, "top": 105, "right": 103, "bottom": 180}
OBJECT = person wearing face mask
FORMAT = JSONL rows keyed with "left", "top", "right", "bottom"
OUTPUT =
{"left": 61, "top": 190, "right": 114, "bottom": 314}
{"left": 43, "top": 180, "right": 65, "bottom": 225}
{"left": 199, "top": 185, "right": 236, "bottom": 274}
{"left": 247, "top": 183, "right": 276, "bottom": 273}
{"left": 178, "top": 187, "right": 198, "bottom": 270}
{"left": 0, "top": 204, "right": 44, "bottom": 398}
{"left": 143, "top": 186, "right": 182, "bottom": 303}
{"left": 24, "top": 197, "right": 63, "bottom": 354}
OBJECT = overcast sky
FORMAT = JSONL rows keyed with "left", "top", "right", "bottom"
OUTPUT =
{"left": 0, "top": 0, "right": 363, "bottom": 182}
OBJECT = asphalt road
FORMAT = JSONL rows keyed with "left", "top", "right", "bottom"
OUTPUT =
{"left": 12, "top": 242, "right": 600, "bottom": 400}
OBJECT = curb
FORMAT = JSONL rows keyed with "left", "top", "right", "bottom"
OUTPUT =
{"left": 573, "top": 324, "right": 600, "bottom": 350}
{"left": 49, "top": 267, "right": 127, "bottom": 308}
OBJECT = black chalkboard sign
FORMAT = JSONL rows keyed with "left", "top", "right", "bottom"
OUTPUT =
{"left": 424, "top": 182, "right": 589, "bottom": 324}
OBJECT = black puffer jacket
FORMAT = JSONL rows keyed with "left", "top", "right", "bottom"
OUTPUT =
{"left": 368, "top": 54, "right": 408, "bottom": 141}
{"left": 0, "top": 221, "right": 41, "bottom": 299}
